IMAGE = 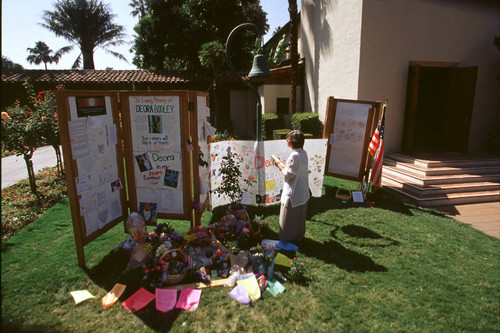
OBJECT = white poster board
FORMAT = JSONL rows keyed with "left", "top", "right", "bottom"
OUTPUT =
{"left": 120, "top": 92, "right": 191, "bottom": 222}
{"left": 323, "top": 98, "right": 380, "bottom": 181}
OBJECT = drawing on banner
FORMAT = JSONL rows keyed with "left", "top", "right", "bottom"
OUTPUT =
{"left": 209, "top": 139, "right": 327, "bottom": 208}
{"left": 135, "top": 153, "right": 153, "bottom": 172}
{"left": 139, "top": 202, "right": 158, "bottom": 225}
{"left": 76, "top": 96, "right": 107, "bottom": 117}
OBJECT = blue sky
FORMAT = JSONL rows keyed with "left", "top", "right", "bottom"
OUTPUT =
{"left": 1, "top": 0, "right": 297, "bottom": 70}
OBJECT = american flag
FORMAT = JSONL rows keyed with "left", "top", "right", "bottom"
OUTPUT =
{"left": 369, "top": 105, "right": 386, "bottom": 186}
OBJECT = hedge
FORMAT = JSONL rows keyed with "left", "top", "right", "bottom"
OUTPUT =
{"left": 262, "top": 113, "right": 285, "bottom": 140}
{"left": 291, "top": 112, "right": 322, "bottom": 138}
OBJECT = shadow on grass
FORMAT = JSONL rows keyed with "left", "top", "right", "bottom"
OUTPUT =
{"left": 332, "top": 225, "right": 400, "bottom": 248}
{"left": 84, "top": 250, "right": 181, "bottom": 332}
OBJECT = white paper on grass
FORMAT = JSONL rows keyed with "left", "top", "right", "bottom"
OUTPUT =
{"left": 352, "top": 191, "right": 364, "bottom": 203}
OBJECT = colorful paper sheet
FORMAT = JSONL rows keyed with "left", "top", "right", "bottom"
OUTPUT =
{"left": 155, "top": 288, "right": 177, "bottom": 312}
{"left": 266, "top": 279, "right": 285, "bottom": 297}
{"left": 227, "top": 284, "right": 251, "bottom": 306}
{"left": 175, "top": 288, "right": 202, "bottom": 311}
{"left": 277, "top": 241, "right": 299, "bottom": 252}
{"left": 70, "top": 290, "right": 95, "bottom": 304}
{"left": 122, "top": 287, "right": 155, "bottom": 313}
{"left": 102, "top": 283, "right": 126, "bottom": 308}
{"left": 237, "top": 274, "right": 261, "bottom": 301}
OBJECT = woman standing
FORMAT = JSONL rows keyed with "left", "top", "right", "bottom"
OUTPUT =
{"left": 276, "top": 130, "right": 310, "bottom": 243}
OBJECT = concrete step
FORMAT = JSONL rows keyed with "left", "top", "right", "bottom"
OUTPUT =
{"left": 382, "top": 175, "right": 500, "bottom": 197}
{"left": 386, "top": 152, "right": 500, "bottom": 169}
{"left": 382, "top": 183, "right": 500, "bottom": 207}
{"left": 382, "top": 165, "right": 500, "bottom": 186}
{"left": 384, "top": 158, "right": 500, "bottom": 177}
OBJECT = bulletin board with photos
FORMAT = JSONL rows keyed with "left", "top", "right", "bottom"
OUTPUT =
{"left": 119, "top": 91, "right": 193, "bottom": 223}
{"left": 57, "top": 91, "right": 129, "bottom": 267}
{"left": 322, "top": 97, "right": 381, "bottom": 182}
{"left": 57, "top": 90, "right": 210, "bottom": 267}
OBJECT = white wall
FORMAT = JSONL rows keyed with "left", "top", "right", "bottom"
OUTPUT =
{"left": 300, "top": 0, "right": 499, "bottom": 153}
{"left": 300, "top": 0, "right": 364, "bottom": 120}
{"left": 358, "top": 0, "right": 500, "bottom": 153}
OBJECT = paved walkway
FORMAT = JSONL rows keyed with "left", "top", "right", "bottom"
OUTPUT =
{"left": 434, "top": 202, "right": 500, "bottom": 239}
{"left": 1, "top": 146, "right": 61, "bottom": 189}
{"left": 1, "top": 146, "right": 499, "bottom": 238}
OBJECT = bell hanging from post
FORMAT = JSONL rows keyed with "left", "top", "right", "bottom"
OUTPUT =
{"left": 248, "top": 53, "right": 272, "bottom": 78}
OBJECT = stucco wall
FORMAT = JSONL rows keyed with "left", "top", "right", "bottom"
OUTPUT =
{"left": 300, "top": 0, "right": 499, "bottom": 153}
{"left": 300, "top": 0, "right": 363, "bottom": 119}
{"left": 358, "top": 0, "right": 500, "bottom": 153}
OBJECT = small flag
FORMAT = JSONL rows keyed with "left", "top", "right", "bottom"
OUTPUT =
{"left": 369, "top": 105, "right": 386, "bottom": 186}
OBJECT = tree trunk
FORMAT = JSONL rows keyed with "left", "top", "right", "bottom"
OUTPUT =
{"left": 53, "top": 144, "right": 64, "bottom": 177}
{"left": 23, "top": 152, "right": 38, "bottom": 196}
{"left": 82, "top": 49, "right": 95, "bottom": 69}
{"left": 288, "top": 0, "right": 299, "bottom": 115}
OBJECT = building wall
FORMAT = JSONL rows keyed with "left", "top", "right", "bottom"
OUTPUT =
{"left": 358, "top": 0, "right": 500, "bottom": 153}
{"left": 261, "top": 84, "right": 302, "bottom": 128}
{"left": 300, "top": 0, "right": 363, "bottom": 118}
{"left": 300, "top": 0, "right": 499, "bottom": 153}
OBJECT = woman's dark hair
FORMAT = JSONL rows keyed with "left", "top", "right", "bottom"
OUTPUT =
{"left": 286, "top": 130, "right": 305, "bottom": 149}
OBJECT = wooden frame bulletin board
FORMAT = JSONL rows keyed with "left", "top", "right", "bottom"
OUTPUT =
{"left": 57, "top": 91, "right": 129, "bottom": 267}
{"left": 57, "top": 90, "right": 209, "bottom": 267}
{"left": 323, "top": 97, "right": 381, "bottom": 182}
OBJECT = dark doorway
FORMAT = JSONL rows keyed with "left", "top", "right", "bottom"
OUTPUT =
{"left": 402, "top": 64, "right": 477, "bottom": 153}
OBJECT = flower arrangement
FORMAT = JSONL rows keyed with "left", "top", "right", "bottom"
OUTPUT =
{"left": 288, "top": 257, "right": 309, "bottom": 281}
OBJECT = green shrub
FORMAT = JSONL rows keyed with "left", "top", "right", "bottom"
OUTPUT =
{"left": 291, "top": 112, "right": 323, "bottom": 138}
{"left": 273, "top": 128, "right": 291, "bottom": 140}
{"left": 262, "top": 113, "right": 285, "bottom": 140}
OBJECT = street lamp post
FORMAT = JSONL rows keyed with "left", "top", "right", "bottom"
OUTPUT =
{"left": 225, "top": 23, "right": 272, "bottom": 141}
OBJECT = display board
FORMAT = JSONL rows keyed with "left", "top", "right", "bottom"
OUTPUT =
{"left": 120, "top": 91, "right": 192, "bottom": 222}
{"left": 189, "top": 92, "right": 212, "bottom": 224}
{"left": 323, "top": 97, "right": 380, "bottom": 181}
{"left": 57, "top": 91, "right": 128, "bottom": 267}
{"left": 57, "top": 90, "right": 212, "bottom": 267}
{"left": 209, "top": 139, "right": 328, "bottom": 208}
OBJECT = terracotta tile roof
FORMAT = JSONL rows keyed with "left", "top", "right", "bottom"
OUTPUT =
{"left": 1, "top": 69, "right": 231, "bottom": 84}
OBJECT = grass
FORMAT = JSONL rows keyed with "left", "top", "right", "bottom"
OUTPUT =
{"left": 1, "top": 176, "right": 499, "bottom": 332}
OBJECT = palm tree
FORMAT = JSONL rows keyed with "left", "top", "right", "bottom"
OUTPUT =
{"left": 288, "top": 0, "right": 299, "bottom": 114}
{"left": 26, "top": 41, "right": 71, "bottom": 70}
{"left": 129, "top": 0, "right": 146, "bottom": 19}
{"left": 40, "top": 0, "right": 127, "bottom": 69}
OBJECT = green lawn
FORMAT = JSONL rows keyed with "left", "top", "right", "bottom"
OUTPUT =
{"left": 2, "top": 176, "right": 499, "bottom": 332}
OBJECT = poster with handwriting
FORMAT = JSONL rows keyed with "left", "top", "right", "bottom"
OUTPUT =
{"left": 128, "top": 95, "right": 184, "bottom": 216}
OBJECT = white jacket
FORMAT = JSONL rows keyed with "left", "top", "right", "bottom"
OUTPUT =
{"left": 281, "top": 148, "right": 310, "bottom": 207}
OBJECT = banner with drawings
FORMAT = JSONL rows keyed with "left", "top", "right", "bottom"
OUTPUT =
{"left": 209, "top": 139, "right": 328, "bottom": 208}
{"left": 125, "top": 94, "right": 186, "bottom": 223}
{"left": 66, "top": 95, "right": 124, "bottom": 237}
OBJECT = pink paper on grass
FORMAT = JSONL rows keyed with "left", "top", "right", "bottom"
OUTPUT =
{"left": 122, "top": 287, "right": 155, "bottom": 313}
{"left": 155, "top": 288, "right": 177, "bottom": 312}
{"left": 175, "top": 288, "right": 202, "bottom": 311}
